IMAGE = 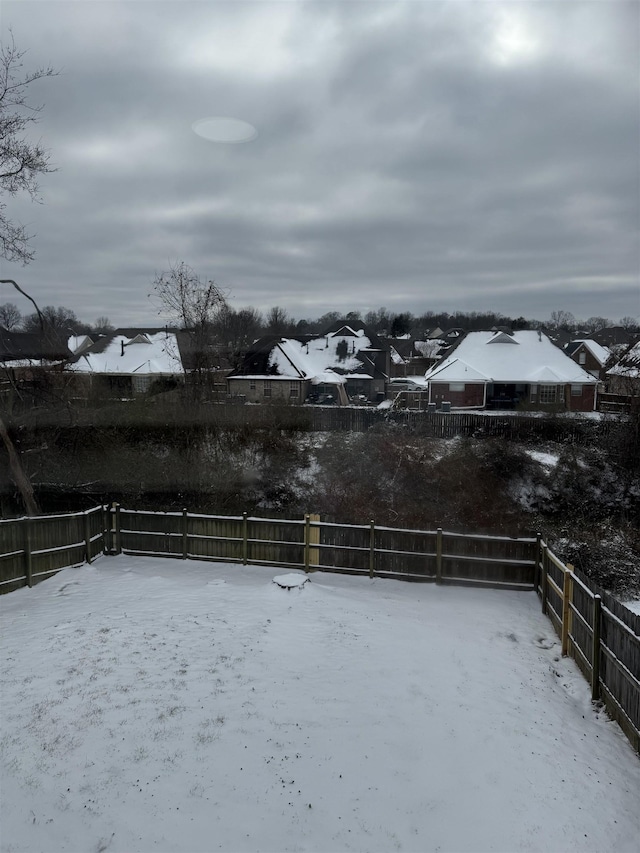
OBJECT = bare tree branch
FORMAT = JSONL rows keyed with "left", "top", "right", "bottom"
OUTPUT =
{"left": 0, "top": 30, "right": 57, "bottom": 263}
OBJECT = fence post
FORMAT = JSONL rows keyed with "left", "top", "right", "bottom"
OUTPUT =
{"left": 541, "top": 543, "right": 548, "bottom": 615}
{"left": 562, "top": 564, "right": 574, "bottom": 657}
{"left": 102, "top": 504, "right": 110, "bottom": 554}
{"left": 242, "top": 512, "right": 248, "bottom": 565}
{"left": 84, "top": 511, "right": 92, "bottom": 564}
{"left": 534, "top": 532, "right": 542, "bottom": 591}
{"left": 369, "top": 520, "right": 375, "bottom": 579}
{"left": 436, "top": 528, "right": 443, "bottom": 584}
{"left": 112, "top": 502, "right": 121, "bottom": 555}
{"left": 592, "top": 594, "right": 602, "bottom": 701}
{"left": 23, "top": 517, "right": 33, "bottom": 588}
{"left": 182, "top": 508, "right": 188, "bottom": 560}
{"left": 304, "top": 514, "right": 310, "bottom": 572}
{"left": 309, "top": 513, "right": 320, "bottom": 569}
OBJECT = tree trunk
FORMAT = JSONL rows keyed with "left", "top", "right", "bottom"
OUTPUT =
{"left": 0, "top": 412, "right": 40, "bottom": 515}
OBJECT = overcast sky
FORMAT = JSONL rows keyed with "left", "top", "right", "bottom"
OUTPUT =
{"left": 1, "top": 0, "right": 638, "bottom": 328}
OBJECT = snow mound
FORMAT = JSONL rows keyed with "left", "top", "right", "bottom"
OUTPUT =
{"left": 272, "top": 573, "right": 309, "bottom": 589}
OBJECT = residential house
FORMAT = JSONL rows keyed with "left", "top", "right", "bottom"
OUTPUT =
{"left": 227, "top": 323, "right": 390, "bottom": 405}
{"left": 67, "top": 329, "right": 184, "bottom": 397}
{"left": 564, "top": 339, "right": 611, "bottom": 381}
{"left": 587, "top": 326, "right": 634, "bottom": 350}
{"left": 423, "top": 330, "right": 598, "bottom": 411}
{"left": 0, "top": 329, "right": 71, "bottom": 405}
{"left": 383, "top": 337, "right": 444, "bottom": 378}
{"left": 606, "top": 340, "right": 640, "bottom": 396}
{"left": 0, "top": 329, "right": 71, "bottom": 374}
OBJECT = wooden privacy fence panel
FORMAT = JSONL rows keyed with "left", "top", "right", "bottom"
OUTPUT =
{"left": 0, "top": 507, "right": 104, "bottom": 592}
{"left": 188, "top": 513, "right": 245, "bottom": 563}
{"left": 539, "top": 541, "right": 640, "bottom": 753}
{"left": 118, "top": 508, "right": 183, "bottom": 558}
{"left": 313, "top": 523, "right": 536, "bottom": 586}
{"left": 246, "top": 517, "right": 305, "bottom": 567}
{"left": 440, "top": 532, "right": 536, "bottom": 588}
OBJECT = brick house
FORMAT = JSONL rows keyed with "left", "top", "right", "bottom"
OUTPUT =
{"left": 423, "top": 330, "right": 598, "bottom": 411}
{"left": 564, "top": 339, "right": 611, "bottom": 380}
{"left": 227, "top": 323, "right": 390, "bottom": 405}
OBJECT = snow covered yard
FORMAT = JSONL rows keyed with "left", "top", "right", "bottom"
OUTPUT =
{"left": 1, "top": 557, "right": 639, "bottom": 853}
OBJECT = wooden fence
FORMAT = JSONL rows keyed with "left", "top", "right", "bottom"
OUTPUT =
{"left": 1, "top": 505, "right": 638, "bottom": 752}
{"left": 35, "top": 400, "right": 619, "bottom": 444}
{"left": 110, "top": 506, "right": 537, "bottom": 589}
{"left": 0, "top": 506, "right": 105, "bottom": 593}
{"left": 307, "top": 407, "right": 614, "bottom": 442}
{"left": 538, "top": 540, "right": 639, "bottom": 752}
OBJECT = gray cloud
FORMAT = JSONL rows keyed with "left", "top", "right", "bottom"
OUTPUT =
{"left": 1, "top": 0, "right": 638, "bottom": 327}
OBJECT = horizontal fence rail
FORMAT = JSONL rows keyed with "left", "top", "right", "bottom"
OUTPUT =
{"left": 538, "top": 539, "right": 639, "bottom": 753}
{"left": 111, "top": 506, "right": 538, "bottom": 590}
{"left": 1, "top": 504, "right": 638, "bottom": 753}
{"left": 0, "top": 506, "right": 105, "bottom": 593}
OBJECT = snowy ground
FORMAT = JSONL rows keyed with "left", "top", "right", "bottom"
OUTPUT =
{"left": 1, "top": 557, "right": 639, "bottom": 853}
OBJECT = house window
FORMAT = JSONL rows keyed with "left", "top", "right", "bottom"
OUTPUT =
{"left": 249, "top": 379, "right": 256, "bottom": 391}
{"left": 570, "top": 384, "right": 582, "bottom": 397}
{"left": 132, "top": 375, "right": 151, "bottom": 394}
{"left": 578, "top": 352, "right": 586, "bottom": 364}
{"left": 449, "top": 383, "right": 465, "bottom": 392}
{"left": 263, "top": 381, "right": 272, "bottom": 397}
{"left": 539, "top": 385, "right": 557, "bottom": 404}
{"left": 289, "top": 382, "right": 299, "bottom": 398}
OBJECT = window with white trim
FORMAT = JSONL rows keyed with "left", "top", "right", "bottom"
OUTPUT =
{"left": 263, "top": 381, "right": 272, "bottom": 397}
{"left": 570, "top": 384, "right": 582, "bottom": 396}
{"left": 449, "top": 382, "right": 465, "bottom": 392}
{"left": 578, "top": 352, "right": 586, "bottom": 364}
{"left": 539, "top": 385, "right": 557, "bottom": 404}
{"left": 289, "top": 381, "right": 299, "bottom": 398}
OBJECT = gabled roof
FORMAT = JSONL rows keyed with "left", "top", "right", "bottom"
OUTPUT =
{"left": 564, "top": 339, "right": 611, "bottom": 366}
{"left": 0, "top": 329, "right": 71, "bottom": 363}
{"left": 587, "top": 327, "right": 632, "bottom": 348}
{"left": 424, "top": 331, "right": 598, "bottom": 384}
{"left": 68, "top": 330, "right": 182, "bottom": 375}
{"left": 230, "top": 327, "right": 387, "bottom": 385}
{"left": 607, "top": 341, "right": 640, "bottom": 379}
{"left": 68, "top": 335, "right": 95, "bottom": 354}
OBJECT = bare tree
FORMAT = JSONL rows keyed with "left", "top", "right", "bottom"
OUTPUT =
{"left": 0, "top": 278, "right": 44, "bottom": 514}
{"left": 549, "top": 310, "right": 576, "bottom": 332}
{"left": 0, "top": 32, "right": 57, "bottom": 263}
{"left": 619, "top": 316, "right": 640, "bottom": 332}
{"left": 0, "top": 301, "right": 21, "bottom": 329}
{"left": 265, "top": 305, "right": 291, "bottom": 336}
{"left": 22, "top": 305, "right": 84, "bottom": 334}
{"left": 151, "top": 262, "right": 227, "bottom": 390}
{"left": 585, "top": 316, "right": 610, "bottom": 333}
{"left": 212, "top": 305, "right": 262, "bottom": 368}
{"left": 151, "top": 261, "right": 227, "bottom": 330}
{"left": 93, "top": 316, "right": 114, "bottom": 335}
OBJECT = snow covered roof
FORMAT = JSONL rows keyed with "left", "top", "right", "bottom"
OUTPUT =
{"left": 233, "top": 330, "right": 382, "bottom": 385}
{"left": 68, "top": 331, "right": 182, "bottom": 375}
{"left": 566, "top": 339, "right": 611, "bottom": 366}
{"left": 607, "top": 340, "right": 640, "bottom": 379}
{"left": 67, "top": 335, "right": 95, "bottom": 354}
{"left": 424, "top": 331, "right": 598, "bottom": 384}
